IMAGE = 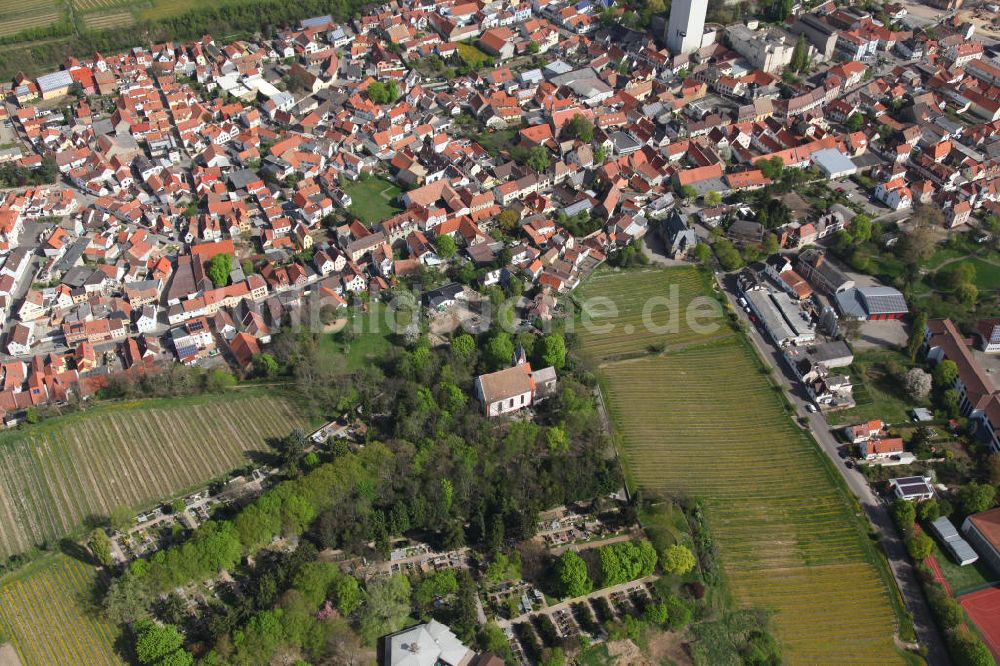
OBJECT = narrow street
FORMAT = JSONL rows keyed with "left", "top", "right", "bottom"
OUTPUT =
{"left": 714, "top": 272, "right": 949, "bottom": 666}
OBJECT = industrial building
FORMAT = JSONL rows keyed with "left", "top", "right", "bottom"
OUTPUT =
{"left": 745, "top": 288, "right": 816, "bottom": 346}
{"left": 835, "top": 286, "right": 908, "bottom": 321}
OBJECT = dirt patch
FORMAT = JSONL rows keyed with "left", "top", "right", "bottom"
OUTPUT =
{"left": 645, "top": 630, "right": 693, "bottom": 666}
{"left": 606, "top": 639, "right": 653, "bottom": 666}
{"left": 323, "top": 319, "right": 347, "bottom": 334}
{"left": 0, "top": 644, "right": 22, "bottom": 666}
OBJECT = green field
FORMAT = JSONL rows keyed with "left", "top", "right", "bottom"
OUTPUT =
{"left": 0, "top": 392, "right": 306, "bottom": 560}
{"left": 0, "top": 555, "right": 123, "bottom": 666}
{"left": 343, "top": 176, "right": 402, "bottom": 226}
{"left": 933, "top": 543, "right": 999, "bottom": 598}
{"left": 320, "top": 302, "right": 402, "bottom": 372}
{"left": 573, "top": 268, "right": 726, "bottom": 363}
{"left": 578, "top": 267, "right": 903, "bottom": 663}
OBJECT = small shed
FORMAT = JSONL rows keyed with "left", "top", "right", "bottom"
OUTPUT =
{"left": 930, "top": 516, "right": 979, "bottom": 566}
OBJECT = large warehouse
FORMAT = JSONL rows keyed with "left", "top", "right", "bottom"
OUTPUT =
{"left": 835, "top": 286, "right": 908, "bottom": 321}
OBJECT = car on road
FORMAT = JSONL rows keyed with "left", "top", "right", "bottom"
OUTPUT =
{"left": 805, "top": 403, "right": 817, "bottom": 413}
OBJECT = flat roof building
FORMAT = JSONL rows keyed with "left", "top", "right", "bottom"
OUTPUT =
{"left": 931, "top": 516, "right": 979, "bottom": 566}
{"left": 889, "top": 476, "right": 935, "bottom": 501}
{"left": 746, "top": 288, "right": 816, "bottom": 346}
{"left": 812, "top": 148, "right": 858, "bottom": 179}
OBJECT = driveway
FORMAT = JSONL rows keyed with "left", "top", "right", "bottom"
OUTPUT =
{"left": 716, "top": 272, "right": 949, "bottom": 665}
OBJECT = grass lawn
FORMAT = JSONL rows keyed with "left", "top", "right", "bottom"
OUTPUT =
{"left": 475, "top": 128, "right": 517, "bottom": 156}
{"left": 575, "top": 644, "right": 613, "bottom": 666}
{"left": 321, "top": 303, "right": 401, "bottom": 371}
{"left": 968, "top": 258, "right": 1000, "bottom": 291}
{"left": 638, "top": 502, "right": 692, "bottom": 552}
{"left": 456, "top": 42, "right": 492, "bottom": 69}
{"left": 828, "top": 349, "right": 919, "bottom": 427}
{"left": 935, "top": 543, "right": 1000, "bottom": 597}
{"left": 343, "top": 176, "right": 402, "bottom": 226}
{"left": 921, "top": 247, "right": 967, "bottom": 271}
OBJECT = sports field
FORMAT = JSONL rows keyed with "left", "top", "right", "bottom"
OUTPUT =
{"left": 0, "top": 392, "right": 305, "bottom": 560}
{"left": 0, "top": 555, "right": 123, "bottom": 666}
{"left": 960, "top": 586, "right": 1000, "bottom": 661}
{"left": 579, "top": 267, "right": 903, "bottom": 663}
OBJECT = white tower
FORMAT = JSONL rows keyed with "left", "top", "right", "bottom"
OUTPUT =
{"left": 665, "top": 0, "right": 708, "bottom": 55}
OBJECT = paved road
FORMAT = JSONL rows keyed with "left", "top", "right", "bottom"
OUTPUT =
{"left": 715, "top": 273, "right": 949, "bottom": 666}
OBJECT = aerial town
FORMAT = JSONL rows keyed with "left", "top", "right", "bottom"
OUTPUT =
{"left": 3, "top": 0, "right": 1000, "bottom": 662}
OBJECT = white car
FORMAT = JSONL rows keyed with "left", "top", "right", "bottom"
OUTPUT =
{"left": 805, "top": 404, "right": 817, "bottom": 413}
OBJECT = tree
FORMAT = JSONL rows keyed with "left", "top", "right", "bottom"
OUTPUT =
{"left": 713, "top": 239, "right": 743, "bottom": 271}
{"left": 434, "top": 234, "right": 458, "bottom": 259}
{"left": 957, "top": 482, "right": 997, "bottom": 516}
{"left": 367, "top": 80, "right": 398, "bottom": 104}
{"left": 359, "top": 575, "right": 412, "bottom": 646}
{"left": 534, "top": 334, "right": 566, "bottom": 369}
{"left": 497, "top": 209, "right": 520, "bottom": 232}
{"left": 645, "top": 601, "right": 669, "bottom": 625}
{"left": 916, "top": 499, "right": 941, "bottom": 523}
{"left": 451, "top": 333, "right": 476, "bottom": 364}
{"left": 273, "top": 428, "right": 308, "bottom": 474}
{"left": 207, "top": 253, "right": 233, "bottom": 288}
{"left": 526, "top": 146, "right": 550, "bottom": 173}
{"left": 694, "top": 243, "right": 711, "bottom": 264}
{"left": 790, "top": 33, "right": 808, "bottom": 72}
{"left": 770, "top": 0, "right": 793, "bottom": 22}
{"left": 527, "top": 40, "right": 540, "bottom": 54}
{"left": 484, "top": 331, "right": 514, "bottom": 370}
{"left": 934, "top": 360, "right": 959, "bottom": 389}
{"left": 109, "top": 505, "right": 134, "bottom": 532}
{"left": 134, "top": 619, "right": 187, "bottom": 665}
{"left": 908, "top": 311, "right": 928, "bottom": 360}
{"left": 253, "top": 353, "right": 279, "bottom": 378}
{"left": 851, "top": 214, "right": 873, "bottom": 244}
{"left": 554, "top": 551, "right": 592, "bottom": 598}
{"left": 763, "top": 233, "right": 780, "bottom": 255}
{"left": 334, "top": 575, "right": 362, "bottom": 616}
{"left": 704, "top": 190, "right": 722, "bottom": 206}
{"left": 896, "top": 227, "right": 936, "bottom": 264}
{"left": 904, "top": 368, "right": 932, "bottom": 401}
{"left": 906, "top": 533, "right": 933, "bottom": 560}
{"left": 676, "top": 184, "right": 697, "bottom": 201}
{"left": 891, "top": 498, "right": 916, "bottom": 534}
{"left": 755, "top": 156, "right": 785, "bottom": 181}
{"left": 546, "top": 425, "right": 570, "bottom": 454}
{"left": 845, "top": 113, "right": 865, "bottom": 132}
{"left": 563, "top": 114, "right": 594, "bottom": 143}
{"left": 664, "top": 595, "right": 693, "bottom": 629}
{"left": 89, "top": 528, "right": 114, "bottom": 567}
{"left": 942, "top": 388, "right": 961, "bottom": 418}
{"left": 660, "top": 544, "right": 696, "bottom": 576}
{"left": 956, "top": 282, "right": 979, "bottom": 308}
{"left": 947, "top": 627, "right": 994, "bottom": 666}
{"left": 540, "top": 647, "right": 566, "bottom": 666}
